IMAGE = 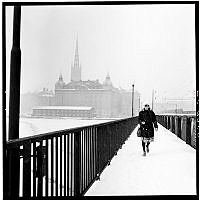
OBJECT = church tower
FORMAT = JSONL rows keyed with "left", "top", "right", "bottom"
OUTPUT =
{"left": 103, "top": 73, "right": 113, "bottom": 89}
{"left": 71, "top": 38, "right": 81, "bottom": 82}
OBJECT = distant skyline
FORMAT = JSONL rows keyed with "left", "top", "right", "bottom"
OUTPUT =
{"left": 6, "top": 4, "right": 196, "bottom": 105}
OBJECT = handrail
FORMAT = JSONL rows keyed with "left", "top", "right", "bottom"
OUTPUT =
{"left": 6, "top": 117, "right": 133, "bottom": 148}
{"left": 157, "top": 113, "right": 196, "bottom": 117}
{"left": 157, "top": 114, "right": 197, "bottom": 149}
{"left": 6, "top": 116, "right": 138, "bottom": 197}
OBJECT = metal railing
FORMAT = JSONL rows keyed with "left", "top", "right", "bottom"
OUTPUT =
{"left": 157, "top": 115, "right": 197, "bottom": 149}
{"left": 5, "top": 117, "right": 138, "bottom": 197}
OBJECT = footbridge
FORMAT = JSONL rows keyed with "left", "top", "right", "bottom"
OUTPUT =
{"left": 5, "top": 115, "right": 197, "bottom": 197}
{"left": 4, "top": 5, "right": 198, "bottom": 198}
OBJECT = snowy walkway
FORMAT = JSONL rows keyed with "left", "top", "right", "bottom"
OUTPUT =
{"left": 85, "top": 124, "right": 196, "bottom": 196}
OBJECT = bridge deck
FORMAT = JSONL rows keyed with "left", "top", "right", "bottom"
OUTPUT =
{"left": 85, "top": 124, "right": 196, "bottom": 195}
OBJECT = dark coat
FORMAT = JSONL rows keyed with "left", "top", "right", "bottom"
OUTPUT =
{"left": 138, "top": 108, "right": 158, "bottom": 138}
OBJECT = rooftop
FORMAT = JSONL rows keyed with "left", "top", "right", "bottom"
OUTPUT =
{"left": 32, "top": 106, "right": 94, "bottom": 111}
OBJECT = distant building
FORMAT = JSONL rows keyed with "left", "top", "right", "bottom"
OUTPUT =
{"left": 32, "top": 106, "right": 96, "bottom": 118}
{"left": 20, "top": 88, "right": 54, "bottom": 116}
{"left": 54, "top": 38, "right": 140, "bottom": 118}
{"left": 153, "top": 100, "right": 195, "bottom": 114}
{"left": 21, "top": 38, "right": 140, "bottom": 118}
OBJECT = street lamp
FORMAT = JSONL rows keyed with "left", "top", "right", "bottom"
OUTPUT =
{"left": 152, "top": 89, "right": 154, "bottom": 110}
{"left": 7, "top": 6, "right": 21, "bottom": 197}
{"left": 132, "top": 84, "right": 134, "bottom": 117}
{"left": 138, "top": 95, "right": 140, "bottom": 112}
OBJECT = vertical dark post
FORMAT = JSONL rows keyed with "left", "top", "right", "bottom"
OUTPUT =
{"left": 96, "top": 127, "right": 100, "bottom": 180}
{"left": 162, "top": 116, "right": 164, "bottom": 126}
{"left": 33, "top": 142, "right": 37, "bottom": 197}
{"left": 74, "top": 131, "right": 81, "bottom": 196}
{"left": 7, "top": 6, "right": 21, "bottom": 197}
{"left": 138, "top": 95, "right": 140, "bottom": 112}
{"left": 164, "top": 116, "right": 167, "bottom": 128}
{"left": 167, "top": 116, "right": 170, "bottom": 129}
{"left": 132, "top": 84, "right": 134, "bottom": 117}
{"left": 177, "top": 117, "right": 182, "bottom": 138}
{"left": 8, "top": 6, "right": 21, "bottom": 139}
{"left": 23, "top": 143, "right": 31, "bottom": 197}
{"left": 151, "top": 89, "right": 154, "bottom": 110}
{"left": 186, "top": 117, "right": 192, "bottom": 145}
{"left": 181, "top": 117, "right": 187, "bottom": 141}
{"left": 173, "top": 116, "right": 176, "bottom": 133}
{"left": 174, "top": 116, "right": 178, "bottom": 136}
{"left": 107, "top": 126, "right": 111, "bottom": 165}
{"left": 37, "top": 142, "right": 45, "bottom": 197}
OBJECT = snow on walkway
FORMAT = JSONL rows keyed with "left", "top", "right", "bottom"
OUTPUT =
{"left": 85, "top": 124, "right": 196, "bottom": 196}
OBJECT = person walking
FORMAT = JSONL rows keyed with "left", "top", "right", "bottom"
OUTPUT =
{"left": 138, "top": 103, "right": 158, "bottom": 156}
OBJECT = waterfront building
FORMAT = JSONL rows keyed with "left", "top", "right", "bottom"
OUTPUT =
{"left": 21, "top": 38, "right": 140, "bottom": 118}
{"left": 32, "top": 106, "right": 96, "bottom": 118}
{"left": 54, "top": 38, "right": 140, "bottom": 118}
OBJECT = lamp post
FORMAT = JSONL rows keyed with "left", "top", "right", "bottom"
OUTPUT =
{"left": 132, "top": 84, "right": 134, "bottom": 117}
{"left": 7, "top": 6, "right": 21, "bottom": 197}
{"left": 138, "top": 95, "right": 140, "bottom": 112}
{"left": 152, "top": 89, "right": 154, "bottom": 110}
{"left": 8, "top": 6, "right": 21, "bottom": 140}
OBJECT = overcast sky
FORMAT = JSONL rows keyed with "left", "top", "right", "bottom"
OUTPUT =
{"left": 6, "top": 4, "right": 196, "bottom": 104}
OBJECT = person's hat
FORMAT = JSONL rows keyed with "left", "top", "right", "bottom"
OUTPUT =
{"left": 143, "top": 102, "right": 150, "bottom": 108}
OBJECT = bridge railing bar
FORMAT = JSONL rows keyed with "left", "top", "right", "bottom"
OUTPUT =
{"left": 157, "top": 115, "right": 196, "bottom": 149}
{"left": 6, "top": 116, "right": 138, "bottom": 197}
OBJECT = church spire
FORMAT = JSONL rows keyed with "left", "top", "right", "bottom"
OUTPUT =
{"left": 59, "top": 73, "right": 63, "bottom": 81}
{"left": 74, "top": 36, "right": 79, "bottom": 68}
{"left": 71, "top": 36, "right": 81, "bottom": 81}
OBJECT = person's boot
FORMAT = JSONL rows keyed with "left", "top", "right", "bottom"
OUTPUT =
{"left": 146, "top": 146, "right": 149, "bottom": 153}
{"left": 143, "top": 151, "right": 146, "bottom": 156}
{"left": 146, "top": 142, "right": 150, "bottom": 153}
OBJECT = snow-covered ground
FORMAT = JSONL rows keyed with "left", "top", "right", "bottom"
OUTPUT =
{"left": 85, "top": 124, "right": 196, "bottom": 196}
{"left": 6, "top": 117, "right": 114, "bottom": 138}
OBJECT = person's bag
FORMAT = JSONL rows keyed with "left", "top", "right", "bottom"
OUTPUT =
{"left": 137, "top": 127, "right": 142, "bottom": 137}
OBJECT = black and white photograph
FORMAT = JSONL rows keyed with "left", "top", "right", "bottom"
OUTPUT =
{"left": 2, "top": 1, "right": 198, "bottom": 198}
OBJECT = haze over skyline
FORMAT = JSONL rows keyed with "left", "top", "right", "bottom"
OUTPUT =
{"left": 6, "top": 4, "right": 196, "bottom": 105}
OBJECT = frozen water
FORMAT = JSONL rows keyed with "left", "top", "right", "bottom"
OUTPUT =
{"left": 6, "top": 117, "right": 115, "bottom": 138}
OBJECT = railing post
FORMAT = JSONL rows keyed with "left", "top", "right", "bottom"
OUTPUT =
{"left": 164, "top": 116, "right": 167, "bottom": 127}
{"left": 166, "top": 116, "right": 168, "bottom": 129}
{"left": 74, "top": 131, "right": 81, "bottom": 196}
{"left": 165, "top": 116, "right": 168, "bottom": 128}
{"left": 36, "top": 142, "right": 46, "bottom": 197}
{"left": 96, "top": 127, "right": 100, "bottom": 180}
{"left": 107, "top": 126, "right": 111, "bottom": 165}
{"left": 163, "top": 116, "right": 165, "bottom": 127}
{"left": 191, "top": 117, "right": 197, "bottom": 149}
{"left": 23, "top": 142, "right": 31, "bottom": 197}
{"left": 167, "top": 116, "right": 170, "bottom": 130}
{"left": 181, "top": 117, "right": 187, "bottom": 141}
{"left": 186, "top": 117, "right": 192, "bottom": 145}
{"left": 177, "top": 116, "right": 182, "bottom": 138}
{"left": 171, "top": 116, "right": 175, "bottom": 133}
{"left": 7, "top": 147, "right": 20, "bottom": 197}
{"left": 169, "top": 116, "right": 172, "bottom": 131}
{"left": 162, "top": 116, "right": 164, "bottom": 126}
{"left": 174, "top": 116, "right": 178, "bottom": 136}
